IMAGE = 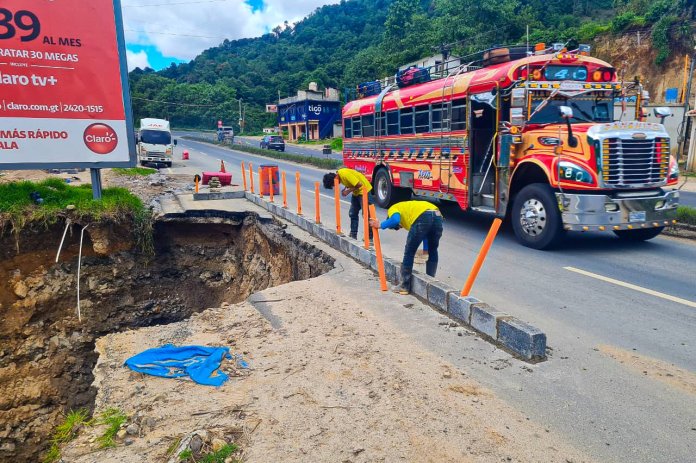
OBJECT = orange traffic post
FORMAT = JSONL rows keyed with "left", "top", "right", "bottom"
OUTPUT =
{"left": 258, "top": 167, "right": 264, "bottom": 198}
{"left": 362, "top": 188, "right": 369, "bottom": 249}
{"left": 241, "top": 162, "right": 247, "bottom": 191}
{"left": 461, "top": 218, "right": 503, "bottom": 297}
{"left": 249, "top": 163, "right": 254, "bottom": 194}
{"left": 281, "top": 171, "right": 288, "bottom": 208}
{"left": 314, "top": 181, "right": 321, "bottom": 224}
{"left": 368, "top": 205, "right": 388, "bottom": 291}
{"left": 195, "top": 176, "right": 199, "bottom": 193}
{"left": 268, "top": 168, "right": 274, "bottom": 202}
{"left": 295, "top": 172, "right": 302, "bottom": 215}
{"left": 333, "top": 176, "right": 342, "bottom": 234}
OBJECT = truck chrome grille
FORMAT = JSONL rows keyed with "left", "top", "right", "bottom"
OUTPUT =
{"left": 601, "top": 137, "right": 668, "bottom": 187}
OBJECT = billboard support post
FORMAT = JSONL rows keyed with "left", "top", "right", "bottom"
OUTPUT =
{"left": 90, "top": 169, "right": 103, "bottom": 200}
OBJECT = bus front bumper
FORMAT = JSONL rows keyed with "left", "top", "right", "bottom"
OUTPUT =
{"left": 557, "top": 190, "right": 679, "bottom": 231}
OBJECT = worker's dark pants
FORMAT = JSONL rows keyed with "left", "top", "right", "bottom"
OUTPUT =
{"left": 400, "top": 211, "right": 443, "bottom": 291}
{"left": 348, "top": 193, "right": 373, "bottom": 239}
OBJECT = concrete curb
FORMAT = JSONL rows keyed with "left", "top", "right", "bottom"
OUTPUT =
{"left": 244, "top": 192, "right": 547, "bottom": 361}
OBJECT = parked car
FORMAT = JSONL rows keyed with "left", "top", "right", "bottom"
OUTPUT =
{"left": 260, "top": 135, "right": 285, "bottom": 152}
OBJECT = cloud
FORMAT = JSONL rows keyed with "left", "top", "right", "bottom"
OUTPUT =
{"left": 122, "top": 0, "right": 339, "bottom": 64}
{"left": 126, "top": 49, "right": 151, "bottom": 70}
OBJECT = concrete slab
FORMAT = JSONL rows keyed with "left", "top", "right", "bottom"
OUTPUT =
{"left": 497, "top": 317, "right": 547, "bottom": 361}
{"left": 470, "top": 304, "right": 508, "bottom": 340}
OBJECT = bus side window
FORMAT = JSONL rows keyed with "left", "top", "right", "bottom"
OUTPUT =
{"left": 415, "top": 105, "right": 429, "bottom": 134}
{"left": 451, "top": 99, "right": 467, "bottom": 131}
{"left": 352, "top": 116, "right": 362, "bottom": 138}
{"left": 387, "top": 111, "right": 399, "bottom": 135}
{"left": 431, "top": 103, "right": 449, "bottom": 132}
{"left": 344, "top": 118, "right": 352, "bottom": 138}
{"left": 400, "top": 107, "right": 414, "bottom": 135}
{"left": 362, "top": 114, "right": 375, "bottom": 137}
{"left": 377, "top": 112, "right": 386, "bottom": 136}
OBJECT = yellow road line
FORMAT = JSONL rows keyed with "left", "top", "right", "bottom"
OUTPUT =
{"left": 564, "top": 266, "right": 696, "bottom": 308}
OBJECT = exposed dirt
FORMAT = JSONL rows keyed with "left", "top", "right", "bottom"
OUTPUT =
{"left": 60, "top": 254, "right": 596, "bottom": 463}
{"left": 0, "top": 216, "right": 333, "bottom": 462}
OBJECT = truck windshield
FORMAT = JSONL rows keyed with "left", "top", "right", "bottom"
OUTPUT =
{"left": 528, "top": 91, "right": 614, "bottom": 124}
{"left": 140, "top": 129, "right": 171, "bottom": 145}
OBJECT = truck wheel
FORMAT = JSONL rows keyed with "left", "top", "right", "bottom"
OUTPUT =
{"left": 613, "top": 227, "right": 664, "bottom": 241}
{"left": 166, "top": 162, "right": 172, "bottom": 168}
{"left": 511, "top": 183, "right": 564, "bottom": 249}
{"left": 373, "top": 168, "right": 410, "bottom": 208}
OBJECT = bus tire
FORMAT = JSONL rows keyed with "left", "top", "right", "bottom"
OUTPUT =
{"left": 373, "top": 169, "right": 410, "bottom": 208}
{"left": 613, "top": 227, "right": 664, "bottom": 241}
{"left": 511, "top": 183, "right": 564, "bottom": 249}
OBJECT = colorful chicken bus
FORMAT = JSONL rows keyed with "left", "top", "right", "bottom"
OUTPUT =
{"left": 342, "top": 44, "right": 680, "bottom": 248}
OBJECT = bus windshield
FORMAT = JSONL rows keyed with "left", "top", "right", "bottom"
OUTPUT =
{"left": 140, "top": 129, "right": 172, "bottom": 145}
{"left": 528, "top": 91, "right": 614, "bottom": 125}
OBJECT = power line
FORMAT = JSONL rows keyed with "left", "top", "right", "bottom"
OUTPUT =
{"left": 132, "top": 96, "right": 219, "bottom": 107}
{"left": 122, "top": 0, "right": 231, "bottom": 7}
{"left": 125, "top": 28, "right": 229, "bottom": 39}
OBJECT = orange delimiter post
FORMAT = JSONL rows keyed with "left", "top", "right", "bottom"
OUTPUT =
{"left": 241, "top": 162, "right": 247, "bottom": 191}
{"left": 362, "top": 188, "right": 369, "bottom": 249}
{"left": 268, "top": 168, "right": 274, "bottom": 202}
{"left": 333, "top": 176, "right": 342, "bottom": 234}
{"left": 258, "top": 167, "right": 264, "bottom": 198}
{"left": 314, "top": 182, "right": 321, "bottom": 223}
{"left": 295, "top": 172, "right": 302, "bottom": 215}
{"left": 460, "top": 218, "right": 503, "bottom": 297}
{"left": 282, "top": 171, "right": 288, "bottom": 208}
{"left": 249, "top": 163, "right": 254, "bottom": 194}
{"left": 368, "top": 204, "right": 387, "bottom": 291}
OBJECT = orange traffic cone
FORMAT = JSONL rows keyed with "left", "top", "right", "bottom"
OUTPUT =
{"left": 220, "top": 159, "right": 226, "bottom": 173}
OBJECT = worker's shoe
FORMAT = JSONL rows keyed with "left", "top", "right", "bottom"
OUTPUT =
{"left": 393, "top": 286, "right": 409, "bottom": 295}
{"left": 349, "top": 233, "right": 358, "bottom": 240}
{"left": 426, "top": 261, "right": 438, "bottom": 278}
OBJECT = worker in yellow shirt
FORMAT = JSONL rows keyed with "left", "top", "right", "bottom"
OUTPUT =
{"left": 369, "top": 200, "right": 443, "bottom": 294}
{"left": 323, "top": 168, "right": 373, "bottom": 240}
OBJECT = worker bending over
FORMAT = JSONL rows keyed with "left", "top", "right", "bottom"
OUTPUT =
{"left": 323, "top": 168, "right": 373, "bottom": 240}
{"left": 369, "top": 200, "right": 443, "bottom": 294}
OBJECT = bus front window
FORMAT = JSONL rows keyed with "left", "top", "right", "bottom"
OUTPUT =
{"left": 528, "top": 91, "right": 614, "bottom": 125}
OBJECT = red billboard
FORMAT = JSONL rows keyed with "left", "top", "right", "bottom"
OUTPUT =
{"left": 0, "top": 0, "right": 135, "bottom": 168}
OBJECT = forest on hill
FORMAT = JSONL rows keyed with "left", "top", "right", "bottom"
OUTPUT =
{"left": 129, "top": 0, "right": 695, "bottom": 132}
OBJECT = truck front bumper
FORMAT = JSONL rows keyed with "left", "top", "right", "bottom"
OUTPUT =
{"left": 557, "top": 190, "right": 679, "bottom": 231}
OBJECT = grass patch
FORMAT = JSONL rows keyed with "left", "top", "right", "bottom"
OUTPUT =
{"left": 183, "top": 136, "right": 342, "bottom": 169}
{"left": 0, "top": 179, "right": 153, "bottom": 254}
{"left": 94, "top": 408, "right": 127, "bottom": 449}
{"left": 677, "top": 205, "right": 696, "bottom": 225}
{"left": 179, "top": 444, "right": 239, "bottom": 463}
{"left": 112, "top": 167, "right": 157, "bottom": 177}
{"left": 330, "top": 137, "right": 343, "bottom": 151}
{"left": 43, "top": 409, "right": 90, "bottom": 463}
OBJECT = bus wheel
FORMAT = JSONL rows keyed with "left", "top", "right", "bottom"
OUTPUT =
{"left": 511, "top": 183, "right": 563, "bottom": 249}
{"left": 613, "top": 227, "right": 664, "bottom": 241}
{"left": 373, "top": 169, "right": 409, "bottom": 208}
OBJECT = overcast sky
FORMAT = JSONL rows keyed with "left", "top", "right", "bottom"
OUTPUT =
{"left": 122, "top": 0, "right": 340, "bottom": 71}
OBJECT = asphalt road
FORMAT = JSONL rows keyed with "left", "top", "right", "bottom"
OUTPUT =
{"left": 680, "top": 190, "right": 696, "bottom": 208}
{"left": 167, "top": 138, "right": 696, "bottom": 463}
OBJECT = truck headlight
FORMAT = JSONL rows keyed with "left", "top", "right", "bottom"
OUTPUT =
{"left": 669, "top": 161, "right": 679, "bottom": 180}
{"left": 559, "top": 161, "right": 593, "bottom": 184}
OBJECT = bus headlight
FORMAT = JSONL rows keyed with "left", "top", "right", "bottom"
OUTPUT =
{"left": 559, "top": 161, "right": 593, "bottom": 184}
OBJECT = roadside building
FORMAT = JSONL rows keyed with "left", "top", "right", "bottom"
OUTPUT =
{"left": 278, "top": 83, "right": 341, "bottom": 141}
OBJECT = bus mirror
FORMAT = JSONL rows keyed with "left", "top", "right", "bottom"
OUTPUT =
{"left": 559, "top": 106, "right": 573, "bottom": 119}
{"left": 511, "top": 88, "right": 526, "bottom": 107}
{"left": 510, "top": 108, "right": 525, "bottom": 126}
{"left": 174, "top": 139, "right": 178, "bottom": 146}
{"left": 654, "top": 107, "right": 672, "bottom": 124}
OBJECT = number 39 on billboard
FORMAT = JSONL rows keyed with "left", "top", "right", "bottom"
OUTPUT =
{"left": 0, "top": 0, "right": 136, "bottom": 169}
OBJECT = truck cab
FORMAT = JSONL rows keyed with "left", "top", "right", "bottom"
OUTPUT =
{"left": 138, "top": 118, "right": 175, "bottom": 167}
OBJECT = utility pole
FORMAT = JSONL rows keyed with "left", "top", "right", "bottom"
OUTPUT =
{"left": 238, "top": 99, "right": 242, "bottom": 134}
{"left": 637, "top": 30, "right": 641, "bottom": 47}
{"left": 679, "top": 50, "right": 695, "bottom": 165}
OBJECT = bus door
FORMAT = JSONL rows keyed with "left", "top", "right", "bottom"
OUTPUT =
{"left": 468, "top": 90, "right": 499, "bottom": 210}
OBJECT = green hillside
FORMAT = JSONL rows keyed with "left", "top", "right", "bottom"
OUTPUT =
{"left": 129, "top": 0, "right": 694, "bottom": 131}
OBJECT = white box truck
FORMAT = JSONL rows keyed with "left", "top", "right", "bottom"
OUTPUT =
{"left": 138, "top": 118, "right": 176, "bottom": 167}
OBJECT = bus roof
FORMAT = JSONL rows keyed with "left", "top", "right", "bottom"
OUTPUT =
{"left": 343, "top": 53, "right": 613, "bottom": 118}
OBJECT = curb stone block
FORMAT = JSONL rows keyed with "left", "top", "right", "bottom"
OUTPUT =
{"left": 497, "top": 317, "right": 547, "bottom": 361}
{"left": 325, "top": 231, "right": 341, "bottom": 250}
{"left": 357, "top": 248, "right": 373, "bottom": 266}
{"left": 447, "top": 294, "right": 480, "bottom": 324}
{"left": 412, "top": 273, "right": 435, "bottom": 301}
{"left": 347, "top": 241, "right": 362, "bottom": 260}
{"left": 339, "top": 236, "right": 352, "bottom": 255}
{"left": 383, "top": 258, "right": 401, "bottom": 285}
{"left": 370, "top": 253, "right": 378, "bottom": 271}
{"left": 427, "top": 282, "right": 457, "bottom": 312}
{"left": 470, "top": 304, "right": 508, "bottom": 339}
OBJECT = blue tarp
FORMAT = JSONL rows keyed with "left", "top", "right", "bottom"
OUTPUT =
{"left": 124, "top": 344, "right": 235, "bottom": 387}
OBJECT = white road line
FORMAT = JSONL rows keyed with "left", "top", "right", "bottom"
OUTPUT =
{"left": 564, "top": 266, "right": 696, "bottom": 309}
{"left": 305, "top": 189, "right": 351, "bottom": 204}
